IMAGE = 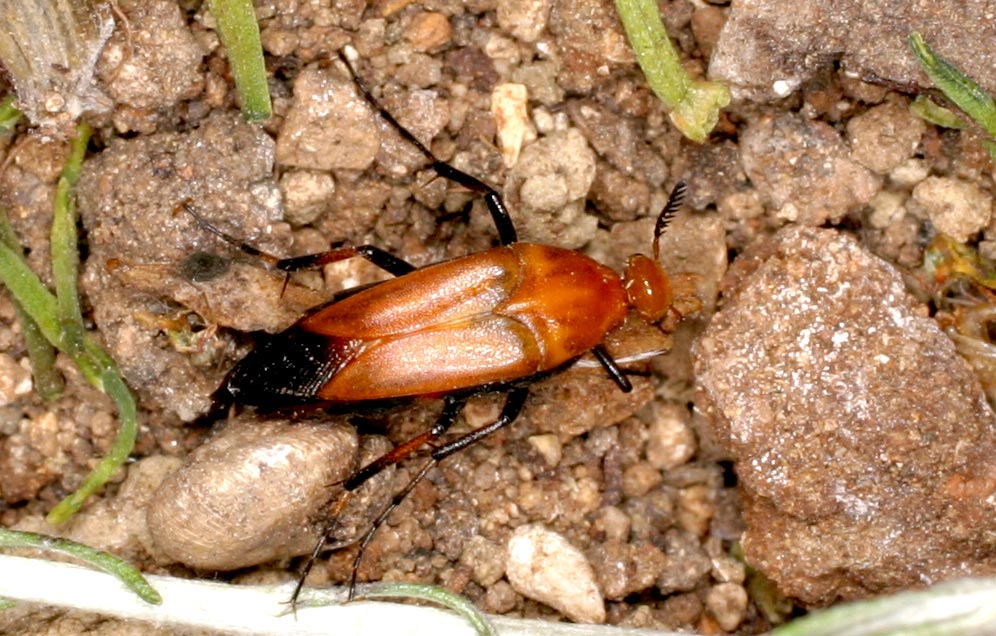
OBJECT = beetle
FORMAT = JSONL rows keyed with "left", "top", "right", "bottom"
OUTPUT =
{"left": 196, "top": 50, "right": 690, "bottom": 605}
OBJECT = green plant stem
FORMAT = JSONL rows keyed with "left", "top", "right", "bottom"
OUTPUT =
{"left": 0, "top": 529, "right": 161, "bottom": 605}
{"left": 206, "top": 0, "right": 271, "bottom": 121}
{"left": 45, "top": 122, "right": 139, "bottom": 522}
{"left": 0, "top": 121, "right": 140, "bottom": 522}
{"left": 0, "top": 241, "right": 61, "bottom": 342}
{"left": 615, "top": 0, "right": 729, "bottom": 142}
{"left": 0, "top": 212, "right": 64, "bottom": 399}
{"left": 51, "top": 122, "right": 91, "bottom": 356}
{"left": 356, "top": 583, "right": 497, "bottom": 636}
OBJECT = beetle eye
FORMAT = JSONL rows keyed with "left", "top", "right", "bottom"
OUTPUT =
{"left": 623, "top": 254, "right": 673, "bottom": 322}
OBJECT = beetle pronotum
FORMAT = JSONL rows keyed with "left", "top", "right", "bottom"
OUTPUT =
{"left": 194, "top": 50, "right": 690, "bottom": 606}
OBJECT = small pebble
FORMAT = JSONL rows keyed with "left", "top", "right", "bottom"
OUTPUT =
{"left": 506, "top": 524, "right": 606, "bottom": 623}
{"left": 491, "top": 83, "right": 534, "bottom": 167}
{"left": 458, "top": 535, "right": 506, "bottom": 587}
{"left": 911, "top": 175, "right": 992, "bottom": 242}
{"left": 276, "top": 67, "right": 379, "bottom": 171}
{"left": 645, "top": 405, "right": 697, "bottom": 470}
{"left": 705, "top": 582, "right": 749, "bottom": 632}
{"left": 280, "top": 170, "right": 334, "bottom": 226}
{"left": 506, "top": 128, "right": 598, "bottom": 248}
{"left": 405, "top": 12, "right": 452, "bottom": 51}
{"left": 496, "top": 0, "right": 551, "bottom": 42}
{"left": 0, "top": 355, "right": 32, "bottom": 406}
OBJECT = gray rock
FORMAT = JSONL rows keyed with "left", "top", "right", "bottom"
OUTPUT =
{"left": 693, "top": 226, "right": 996, "bottom": 605}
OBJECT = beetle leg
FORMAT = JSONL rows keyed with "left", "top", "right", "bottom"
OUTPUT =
{"left": 337, "top": 50, "right": 518, "bottom": 247}
{"left": 345, "top": 394, "right": 466, "bottom": 491}
{"left": 345, "top": 386, "right": 528, "bottom": 600}
{"left": 274, "top": 244, "right": 416, "bottom": 277}
{"left": 592, "top": 345, "right": 634, "bottom": 393}
{"left": 290, "top": 394, "right": 466, "bottom": 608}
{"left": 181, "top": 201, "right": 285, "bottom": 267}
{"left": 184, "top": 201, "right": 418, "bottom": 278}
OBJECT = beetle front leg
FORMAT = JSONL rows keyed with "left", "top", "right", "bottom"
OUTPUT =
{"left": 337, "top": 50, "right": 518, "bottom": 247}
{"left": 592, "top": 345, "right": 634, "bottom": 393}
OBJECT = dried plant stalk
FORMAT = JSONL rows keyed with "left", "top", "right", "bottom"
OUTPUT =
{"left": 0, "top": 0, "right": 114, "bottom": 132}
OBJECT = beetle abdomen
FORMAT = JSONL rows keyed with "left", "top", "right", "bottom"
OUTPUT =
{"left": 224, "top": 327, "right": 364, "bottom": 407}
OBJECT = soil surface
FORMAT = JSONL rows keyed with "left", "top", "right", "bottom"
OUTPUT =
{"left": 2, "top": 1, "right": 996, "bottom": 635}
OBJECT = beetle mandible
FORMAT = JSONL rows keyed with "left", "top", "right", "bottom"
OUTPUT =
{"left": 198, "top": 49, "right": 690, "bottom": 605}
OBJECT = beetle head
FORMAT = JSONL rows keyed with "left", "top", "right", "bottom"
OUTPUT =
{"left": 623, "top": 254, "right": 673, "bottom": 323}
{"left": 621, "top": 181, "right": 686, "bottom": 323}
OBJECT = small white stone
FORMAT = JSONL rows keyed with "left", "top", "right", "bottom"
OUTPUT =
{"left": 491, "top": 83, "right": 535, "bottom": 168}
{"left": 705, "top": 582, "right": 749, "bottom": 632}
{"left": 527, "top": 433, "right": 562, "bottom": 467}
{"left": 0, "top": 354, "right": 32, "bottom": 406}
{"left": 772, "top": 79, "right": 798, "bottom": 97}
{"left": 506, "top": 524, "right": 605, "bottom": 623}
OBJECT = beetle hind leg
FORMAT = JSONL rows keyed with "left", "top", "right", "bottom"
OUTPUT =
{"left": 343, "top": 386, "right": 528, "bottom": 599}
{"left": 292, "top": 387, "right": 529, "bottom": 606}
{"left": 290, "top": 394, "right": 467, "bottom": 608}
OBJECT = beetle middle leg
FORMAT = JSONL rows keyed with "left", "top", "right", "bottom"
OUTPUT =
{"left": 184, "top": 202, "right": 418, "bottom": 279}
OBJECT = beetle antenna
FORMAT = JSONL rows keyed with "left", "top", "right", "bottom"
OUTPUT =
{"left": 653, "top": 181, "right": 687, "bottom": 261}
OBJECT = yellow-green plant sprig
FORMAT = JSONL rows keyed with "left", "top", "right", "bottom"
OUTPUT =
{"left": 297, "top": 582, "right": 496, "bottom": 636}
{"left": 0, "top": 528, "right": 161, "bottom": 605}
{"left": 357, "top": 583, "right": 497, "bottom": 636}
{"left": 615, "top": 0, "right": 729, "bottom": 142}
{"left": 0, "top": 94, "right": 21, "bottom": 132}
{"left": 909, "top": 32, "right": 996, "bottom": 161}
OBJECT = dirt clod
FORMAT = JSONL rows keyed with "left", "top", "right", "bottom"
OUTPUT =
{"left": 693, "top": 226, "right": 996, "bottom": 605}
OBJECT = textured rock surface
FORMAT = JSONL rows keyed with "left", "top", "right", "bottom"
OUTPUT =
{"left": 709, "top": 0, "right": 996, "bottom": 101}
{"left": 740, "top": 113, "right": 881, "bottom": 226}
{"left": 693, "top": 226, "right": 996, "bottom": 605}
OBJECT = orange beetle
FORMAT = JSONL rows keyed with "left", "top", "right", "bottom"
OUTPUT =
{"left": 200, "top": 51, "right": 687, "bottom": 603}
